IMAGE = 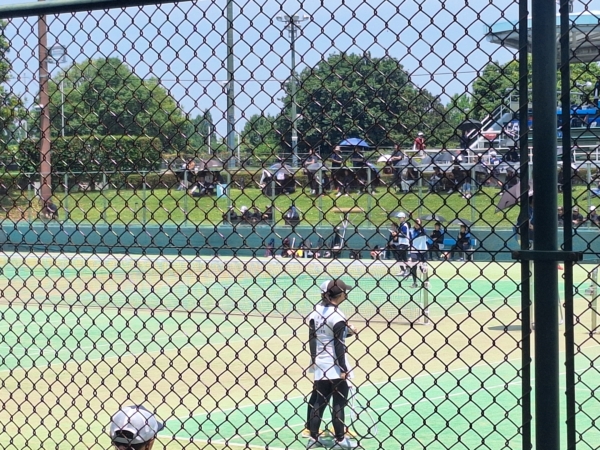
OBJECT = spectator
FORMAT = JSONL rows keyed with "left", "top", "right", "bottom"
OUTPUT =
{"left": 328, "top": 146, "right": 347, "bottom": 197}
{"left": 370, "top": 245, "right": 383, "bottom": 260}
{"left": 303, "top": 149, "right": 321, "bottom": 195}
{"left": 450, "top": 165, "right": 464, "bottom": 194}
{"left": 499, "top": 169, "right": 519, "bottom": 192}
{"left": 265, "top": 238, "right": 275, "bottom": 257}
{"left": 448, "top": 224, "right": 472, "bottom": 261}
{"left": 428, "top": 167, "right": 444, "bottom": 193}
{"left": 281, "top": 237, "right": 295, "bottom": 258}
{"left": 505, "top": 145, "right": 520, "bottom": 162}
{"left": 284, "top": 205, "right": 301, "bottom": 225}
{"left": 588, "top": 206, "right": 600, "bottom": 227}
{"left": 240, "top": 206, "right": 251, "bottom": 222}
{"left": 389, "top": 144, "right": 405, "bottom": 189}
{"left": 558, "top": 206, "right": 564, "bottom": 226}
{"left": 350, "top": 147, "right": 366, "bottom": 193}
{"left": 572, "top": 207, "right": 584, "bottom": 227}
{"left": 262, "top": 206, "right": 273, "bottom": 222}
{"left": 428, "top": 222, "right": 445, "bottom": 260}
{"left": 109, "top": 405, "right": 163, "bottom": 450}
{"left": 461, "top": 169, "right": 473, "bottom": 199}
{"left": 413, "top": 132, "right": 426, "bottom": 157}
{"left": 41, "top": 202, "right": 59, "bottom": 220}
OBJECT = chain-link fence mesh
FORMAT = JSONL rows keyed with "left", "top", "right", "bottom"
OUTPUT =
{"left": 0, "top": 0, "right": 599, "bottom": 449}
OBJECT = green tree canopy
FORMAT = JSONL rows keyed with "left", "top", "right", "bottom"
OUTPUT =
{"left": 47, "top": 57, "right": 187, "bottom": 153}
{"left": 240, "top": 113, "right": 281, "bottom": 164}
{"left": 280, "top": 52, "right": 452, "bottom": 151}
{"left": 0, "top": 19, "right": 25, "bottom": 147}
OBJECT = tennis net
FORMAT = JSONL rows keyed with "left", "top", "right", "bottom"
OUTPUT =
{"left": 0, "top": 252, "right": 426, "bottom": 324}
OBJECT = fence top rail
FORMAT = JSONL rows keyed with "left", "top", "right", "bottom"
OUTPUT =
{"left": 0, "top": 0, "right": 193, "bottom": 19}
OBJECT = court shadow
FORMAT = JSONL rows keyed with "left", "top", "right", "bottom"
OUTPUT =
{"left": 488, "top": 325, "right": 522, "bottom": 332}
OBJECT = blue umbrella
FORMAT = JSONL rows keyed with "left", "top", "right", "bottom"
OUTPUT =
{"left": 339, "top": 138, "right": 370, "bottom": 147}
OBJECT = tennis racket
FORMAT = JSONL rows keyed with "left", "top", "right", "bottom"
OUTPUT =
{"left": 347, "top": 385, "right": 378, "bottom": 439}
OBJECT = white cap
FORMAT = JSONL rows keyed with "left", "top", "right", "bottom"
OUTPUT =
{"left": 590, "top": 205, "right": 596, "bottom": 211}
{"left": 489, "top": 150, "right": 497, "bottom": 156}
{"left": 418, "top": 132, "right": 424, "bottom": 136}
{"left": 240, "top": 206, "right": 248, "bottom": 213}
{"left": 396, "top": 212, "right": 406, "bottom": 219}
{"left": 320, "top": 280, "right": 332, "bottom": 293}
{"left": 109, "top": 405, "right": 164, "bottom": 445}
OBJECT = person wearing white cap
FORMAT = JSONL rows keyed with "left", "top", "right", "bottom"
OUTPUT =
{"left": 304, "top": 279, "right": 358, "bottom": 449}
{"left": 109, "top": 405, "right": 164, "bottom": 450}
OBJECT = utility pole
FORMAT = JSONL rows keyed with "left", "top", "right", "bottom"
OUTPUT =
{"left": 37, "top": 3, "right": 51, "bottom": 207}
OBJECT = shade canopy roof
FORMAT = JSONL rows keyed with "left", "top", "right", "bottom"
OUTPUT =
{"left": 486, "top": 11, "right": 600, "bottom": 63}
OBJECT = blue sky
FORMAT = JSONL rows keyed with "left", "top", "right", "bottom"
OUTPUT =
{"left": 1, "top": 0, "right": 594, "bottom": 135}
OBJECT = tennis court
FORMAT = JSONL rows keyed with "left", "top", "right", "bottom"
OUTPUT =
{"left": 0, "top": 252, "right": 598, "bottom": 449}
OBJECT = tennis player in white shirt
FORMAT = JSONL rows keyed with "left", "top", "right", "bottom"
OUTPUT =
{"left": 304, "top": 279, "right": 358, "bottom": 449}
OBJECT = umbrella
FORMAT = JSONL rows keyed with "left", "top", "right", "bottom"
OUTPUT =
{"left": 306, "top": 162, "right": 330, "bottom": 172}
{"left": 339, "top": 138, "right": 370, "bottom": 147}
{"left": 420, "top": 214, "right": 447, "bottom": 223}
{"left": 377, "top": 154, "right": 392, "bottom": 163}
{"left": 449, "top": 218, "right": 473, "bottom": 227}
{"left": 205, "top": 159, "right": 223, "bottom": 170}
{"left": 269, "top": 163, "right": 296, "bottom": 173}
{"left": 496, "top": 179, "right": 534, "bottom": 211}
{"left": 496, "top": 182, "right": 523, "bottom": 211}
{"left": 457, "top": 119, "right": 483, "bottom": 132}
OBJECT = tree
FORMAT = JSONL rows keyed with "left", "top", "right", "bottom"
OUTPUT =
{"left": 240, "top": 113, "right": 280, "bottom": 164}
{"left": 0, "top": 20, "right": 25, "bottom": 148}
{"left": 279, "top": 52, "right": 453, "bottom": 151}
{"left": 186, "top": 110, "right": 216, "bottom": 154}
{"left": 47, "top": 57, "right": 188, "bottom": 153}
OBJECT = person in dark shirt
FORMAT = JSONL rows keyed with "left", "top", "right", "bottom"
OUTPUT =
{"left": 572, "top": 207, "right": 584, "bottom": 227}
{"left": 428, "top": 222, "right": 445, "bottom": 260}
{"left": 328, "top": 146, "right": 347, "bottom": 197}
{"left": 558, "top": 206, "right": 564, "bottom": 226}
{"left": 389, "top": 144, "right": 405, "bottom": 189}
{"left": 303, "top": 149, "right": 321, "bottom": 195}
{"left": 449, "top": 225, "right": 472, "bottom": 261}
{"left": 350, "top": 147, "right": 366, "bottom": 193}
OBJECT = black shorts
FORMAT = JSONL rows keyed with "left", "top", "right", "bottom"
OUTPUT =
{"left": 393, "top": 244, "right": 409, "bottom": 262}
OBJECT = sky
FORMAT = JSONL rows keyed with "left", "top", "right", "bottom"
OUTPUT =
{"left": 0, "top": 0, "right": 597, "bottom": 136}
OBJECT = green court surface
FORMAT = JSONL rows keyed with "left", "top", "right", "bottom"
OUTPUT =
{"left": 161, "top": 351, "right": 600, "bottom": 450}
{"left": 0, "top": 252, "right": 598, "bottom": 450}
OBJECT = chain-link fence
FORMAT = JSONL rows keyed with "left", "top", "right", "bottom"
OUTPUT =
{"left": 0, "top": 0, "right": 599, "bottom": 449}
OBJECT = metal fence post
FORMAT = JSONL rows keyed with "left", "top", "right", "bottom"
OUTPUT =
{"left": 63, "top": 173, "right": 69, "bottom": 222}
{"left": 531, "top": 2, "right": 560, "bottom": 450}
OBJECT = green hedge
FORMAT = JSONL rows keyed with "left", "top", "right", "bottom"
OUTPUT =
{"left": 14, "top": 135, "right": 162, "bottom": 174}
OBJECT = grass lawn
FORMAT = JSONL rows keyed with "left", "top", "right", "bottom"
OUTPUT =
{"left": 1, "top": 185, "right": 595, "bottom": 228}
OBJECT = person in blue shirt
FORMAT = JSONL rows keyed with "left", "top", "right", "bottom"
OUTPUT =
{"left": 449, "top": 224, "right": 472, "bottom": 261}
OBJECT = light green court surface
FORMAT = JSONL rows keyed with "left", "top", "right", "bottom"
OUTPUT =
{"left": 162, "top": 351, "right": 600, "bottom": 450}
{"left": 0, "top": 253, "right": 598, "bottom": 450}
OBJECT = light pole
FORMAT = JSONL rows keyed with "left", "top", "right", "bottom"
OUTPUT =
{"left": 48, "top": 43, "right": 66, "bottom": 139}
{"left": 226, "top": 0, "right": 236, "bottom": 169}
{"left": 277, "top": 13, "right": 309, "bottom": 168}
